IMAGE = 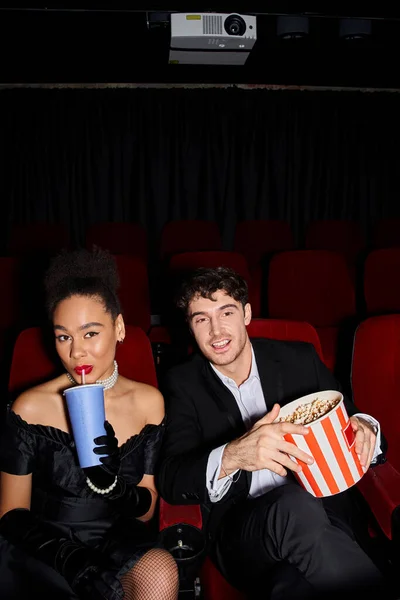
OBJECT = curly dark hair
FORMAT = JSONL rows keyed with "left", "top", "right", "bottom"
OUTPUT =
{"left": 176, "top": 266, "right": 248, "bottom": 317}
{"left": 44, "top": 246, "right": 121, "bottom": 320}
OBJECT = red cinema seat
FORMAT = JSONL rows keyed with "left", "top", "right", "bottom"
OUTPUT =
{"left": 364, "top": 249, "right": 400, "bottom": 316}
{"left": 267, "top": 250, "right": 356, "bottom": 371}
{"left": 352, "top": 315, "right": 400, "bottom": 541}
{"left": 305, "top": 220, "right": 365, "bottom": 267}
{"left": 160, "top": 220, "right": 222, "bottom": 261}
{"left": 86, "top": 222, "right": 148, "bottom": 260}
{"left": 113, "top": 255, "right": 151, "bottom": 332}
{"left": 168, "top": 251, "right": 260, "bottom": 318}
{"left": 247, "top": 318, "right": 323, "bottom": 361}
{"left": 352, "top": 315, "right": 400, "bottom": 474}
{"left": 233, "top": 220, "right": 295, "bottom": 268}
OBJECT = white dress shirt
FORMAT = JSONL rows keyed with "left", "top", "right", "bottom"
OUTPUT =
{"left": 206, "top": 346, "right": 382, "bottom": 503}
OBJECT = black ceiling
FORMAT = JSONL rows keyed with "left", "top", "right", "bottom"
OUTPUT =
{"left": 2, "top": 6, "right": 400, "bottom": 88}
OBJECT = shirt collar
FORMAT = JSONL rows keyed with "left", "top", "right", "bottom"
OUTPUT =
{"left": 210, "top": 344, "right": 260, "bottom": 386}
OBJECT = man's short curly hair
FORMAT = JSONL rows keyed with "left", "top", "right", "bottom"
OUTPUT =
{"left": 176, "top": 266, "right": 248, "bottom": 317}
{"left": 44, "top": 246, "right": 121, "bottom": 320}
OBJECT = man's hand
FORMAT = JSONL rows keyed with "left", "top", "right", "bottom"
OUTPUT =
{"left": 349, "top": 416, "right": 377, "bottom": 470}
{"left": 222, "top": 404, "right": 314, "bottom": 477}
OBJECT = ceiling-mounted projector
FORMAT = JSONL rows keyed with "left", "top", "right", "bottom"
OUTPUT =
{"left": 169, "top": 13, "right": 257, "bottom": 66}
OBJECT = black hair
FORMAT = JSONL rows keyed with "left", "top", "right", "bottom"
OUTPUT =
{"left": 44, "top": 246, "right": 121, "bottom": 320}
{"left": 176, "top": 266, "right": 248, "bottom": 316}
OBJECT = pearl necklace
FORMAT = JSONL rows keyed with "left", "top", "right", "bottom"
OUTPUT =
{"left": 66, "top": 360, "right": 119, "bottom": 390}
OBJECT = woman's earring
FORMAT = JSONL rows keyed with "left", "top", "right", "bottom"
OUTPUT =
{"left": 118, "top": 338, "right": 124, "bottom": 344}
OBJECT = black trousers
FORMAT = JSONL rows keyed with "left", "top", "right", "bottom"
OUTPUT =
{"left": 215, "top": 483, "right": 388, "bottom": 599}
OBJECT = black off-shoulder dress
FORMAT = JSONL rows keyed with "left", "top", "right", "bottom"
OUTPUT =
{"left": 0, "top": 408, "right": 165, "bottom": 600}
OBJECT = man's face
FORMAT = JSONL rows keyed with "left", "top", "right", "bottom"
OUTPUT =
{"left": 188, "top": 290, "right": 251, "bottom": 367}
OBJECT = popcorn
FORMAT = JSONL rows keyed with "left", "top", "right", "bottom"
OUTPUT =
{"left": 277, "top": 391, "right": 364, "bottom": 498}
{"left": 279, "top": 395, "right": 341, "bottom": 425}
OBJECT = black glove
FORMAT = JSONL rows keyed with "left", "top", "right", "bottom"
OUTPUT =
{"left": 107, "top": 477, "right": 153, "bottom": 518}
{"left": 93, "top": 420, "right": 120, "bottom": 475}
{"left": 0, "top": 508, "right": 106, "bottom": 596}
{"left": 83, "top": 420, "right": 120, "bottom": 490}
{"left": 84, "top": 421, "right": 152, "bottom": 518}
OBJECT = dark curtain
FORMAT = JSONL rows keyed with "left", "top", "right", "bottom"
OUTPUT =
{"left": 1, "top": 86, "right": 400, "bottom": 255}
{"left": 0, "top": 85, "right": 399, "bottom": 395}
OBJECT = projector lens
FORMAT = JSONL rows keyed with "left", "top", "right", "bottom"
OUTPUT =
{"left": 224, "top": 14, "right": 246, "bottom": 36}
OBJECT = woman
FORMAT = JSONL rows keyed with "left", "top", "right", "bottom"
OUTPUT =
{"left": 0, "top": 247, "right": 179, "bottom": 600}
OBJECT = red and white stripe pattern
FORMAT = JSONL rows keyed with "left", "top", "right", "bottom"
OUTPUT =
{"left": 285, "top": 401, "right": 365, "bottom": 497}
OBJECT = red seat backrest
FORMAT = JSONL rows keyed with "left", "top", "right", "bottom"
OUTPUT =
{"left": 113, "top": 255, "right": 151, "bottom": 332}
{"left": 268, "top": 250, "right": 356, "bottom": 327}
{"left": 86, "top": 222, "right": 148, "bottom": 259}
{"left": 8, "top": 324, "right": 157, "bottom": 396}
{"left": 168, "top": 251, "right": 258, "bottom": 316}
{"left": 305, "top": 220, "right": 364, "bottom": 264}
{"left": 169, "top": 250, "right": 251, "bottom": 284}
{"left": 117, "top": 325, "right": 157, "bottom": 387}
{"left": 364, "top": 249, "right": 400, "bottom": 315}
{"left": 234, "top": 220, "right": 294, "bottom": 266}
{"left": 247, "top": 318, "right": 323, "bottom": 362}
{"left": 160, "top": 220, "right": 222, "bottom": 260}
{"left": 351, "top": 315, "right": 400, "bottom": 472}
{"left": 8, "top": 327, "right": 58, "bottom": 394}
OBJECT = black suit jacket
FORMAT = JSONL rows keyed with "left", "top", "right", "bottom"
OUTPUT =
{"left": 157, "top": 339, "right": 386, "bottom": 540}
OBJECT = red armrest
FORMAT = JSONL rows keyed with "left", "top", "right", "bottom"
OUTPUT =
{"left": 356, "top": 461, "right": 400, "bottom": 540}
{"left": 159, "top": 498, "right": 203, "bottom": 531}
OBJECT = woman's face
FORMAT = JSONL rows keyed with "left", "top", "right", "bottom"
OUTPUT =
{"left": 52, "top": 294, "right": 125, "bottom": 383}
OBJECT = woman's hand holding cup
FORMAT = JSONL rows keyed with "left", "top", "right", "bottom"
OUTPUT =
{"left": 83, "top": 421, "right": 120, "bottom": 490}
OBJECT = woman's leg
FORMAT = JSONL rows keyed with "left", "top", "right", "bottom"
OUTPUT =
{"left": 120, "top": 549, "right": 179, "bottom": 600}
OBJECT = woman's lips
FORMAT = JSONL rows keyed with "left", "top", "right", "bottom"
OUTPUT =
{"left": 74, "top": 365, "right": 93, "bottom": 375}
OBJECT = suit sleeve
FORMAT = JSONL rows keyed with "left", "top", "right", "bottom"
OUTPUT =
{"left": 309, "top": 344, "right": 388, "bottom": 462}
{"left": 156, "top": 373, "right": 248, "bottom": 505}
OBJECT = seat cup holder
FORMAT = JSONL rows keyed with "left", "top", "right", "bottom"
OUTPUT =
{"left": 160, "top": 523, "right": 206, "bottom": 565}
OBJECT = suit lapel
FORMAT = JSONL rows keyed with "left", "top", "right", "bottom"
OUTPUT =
{"left": 201, "top": 359, "right": 245, "bottom": 435}
{"left": 252, "top": 339, "right": 284, "bottom": 411}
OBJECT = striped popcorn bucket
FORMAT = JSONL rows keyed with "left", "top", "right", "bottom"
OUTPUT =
{"left": 278, "top": 390, "right": 365, "bottom": 498}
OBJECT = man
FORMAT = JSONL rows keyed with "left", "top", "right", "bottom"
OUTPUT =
{"left": 157, "top": 267, "right": 388, "bottom": 599}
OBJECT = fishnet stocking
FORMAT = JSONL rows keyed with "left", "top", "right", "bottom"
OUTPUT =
{"left": 121, "top": 548, "right": 179, "bottom": 600}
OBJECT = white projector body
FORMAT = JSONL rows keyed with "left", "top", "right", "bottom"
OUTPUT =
{"left": 169, "top": 13, "right": 257, "bottom": 66}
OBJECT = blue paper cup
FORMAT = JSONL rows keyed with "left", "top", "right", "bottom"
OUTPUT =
{"left": 64, "top": 383, "right": 106, "bottom": 468}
